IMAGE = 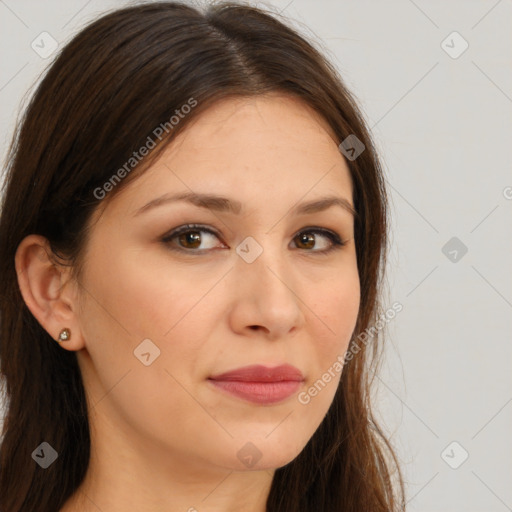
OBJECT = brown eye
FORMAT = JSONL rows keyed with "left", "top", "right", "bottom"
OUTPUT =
{"left": 178, "top": 231, "right": 202, "bottom": 249}
{"left": 291, "top": 228, "right": 345, "bottom": 253}
{"left": 295, "top": 232, "right": 316, "bottom": 249}
{"left": 163, "top": 225, "right": 344, "bottom": 254}
{"left": 162, "top": 224, "right": 225, "bottom": 252}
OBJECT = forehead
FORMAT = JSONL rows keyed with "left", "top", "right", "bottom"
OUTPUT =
{"left": 177, "top": 93, "right": 340, "bottom": 152}
{"left": 96, "top": 94, "right": 353, "bottom": 218}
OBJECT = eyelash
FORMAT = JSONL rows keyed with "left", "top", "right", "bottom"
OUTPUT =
{"left": 161, "top": 223, "right": 346, "bottom": 255}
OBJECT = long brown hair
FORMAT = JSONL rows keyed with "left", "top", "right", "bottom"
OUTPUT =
{"left": 0, "top": 2, "right": 405, "bottom": 510}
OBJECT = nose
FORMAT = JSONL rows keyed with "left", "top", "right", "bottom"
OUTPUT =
{"left": 227, "top": 242, "right": 305, "bottom": 340}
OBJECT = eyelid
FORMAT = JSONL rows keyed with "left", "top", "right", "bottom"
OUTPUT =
{"left": 161, "top": 223, "right": 225, "bottom": 250}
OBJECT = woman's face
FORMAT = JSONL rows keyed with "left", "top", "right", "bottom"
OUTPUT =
{"left": 74, "top": 94, "right": 360, "bottom": 473}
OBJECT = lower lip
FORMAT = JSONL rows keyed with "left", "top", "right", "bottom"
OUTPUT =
{"left": 208, "top": 380, "right": 302, "bottom": 404}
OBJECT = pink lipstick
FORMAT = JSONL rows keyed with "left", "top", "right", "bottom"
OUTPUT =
{"left": 208, "top": 364, "right": 304, "bottom": 405}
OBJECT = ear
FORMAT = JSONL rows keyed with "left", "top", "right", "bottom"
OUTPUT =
{"left": 14, "top": 234, "right": 85, "bottom": 351}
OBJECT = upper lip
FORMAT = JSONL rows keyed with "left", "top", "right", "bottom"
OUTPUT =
{"left": 209, "top": 364, "right": 304, "bottom": 382}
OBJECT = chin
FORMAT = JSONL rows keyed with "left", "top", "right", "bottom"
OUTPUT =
{"left": 224, "top": 435, "right": 307, "bottom": 472}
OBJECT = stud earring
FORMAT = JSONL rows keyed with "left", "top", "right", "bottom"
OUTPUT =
{"left": 57, "top": 328, "right": 71, "bottom": 343}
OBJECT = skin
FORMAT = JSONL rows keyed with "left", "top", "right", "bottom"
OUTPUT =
{"left": 15, "top": 94, "right": 360, "bottom": 512}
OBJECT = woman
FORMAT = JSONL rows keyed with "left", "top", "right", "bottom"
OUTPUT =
{"left": 0, "top": 1, "right": 405, "bottom": 510}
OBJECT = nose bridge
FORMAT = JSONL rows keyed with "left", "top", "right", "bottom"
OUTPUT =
{"left": 233, "top": 233, "right": 302, "bottom": 328}
{"left": 236, "top": 233, "right": 290, "bottom": 293}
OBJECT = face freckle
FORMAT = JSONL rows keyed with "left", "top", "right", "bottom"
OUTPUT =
{"left": 75, "top": 93, "right": 360, "bottom": 476}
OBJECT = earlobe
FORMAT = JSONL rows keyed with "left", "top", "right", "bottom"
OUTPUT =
{"left": 14, "top": 234, "right": 84, "bottom": 350}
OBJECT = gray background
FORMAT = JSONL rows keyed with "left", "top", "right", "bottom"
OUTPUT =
{"left": 1, "top": 1, "right": 511, "bottom": 510}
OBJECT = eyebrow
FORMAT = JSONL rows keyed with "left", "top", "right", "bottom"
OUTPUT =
{"left": 133, "top": 192, "right": 357, "bottom": 218}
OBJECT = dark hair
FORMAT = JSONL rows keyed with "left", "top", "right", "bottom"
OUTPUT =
{"left": 0, "top": 1, "right": 405, "bottom": 510}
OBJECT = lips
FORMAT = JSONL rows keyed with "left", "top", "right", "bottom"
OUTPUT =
{"left": 208, "top": 364, "right": 304, "bottom": 404}
{"left": 209, "top": 364, "right": 304, "bottom": 382}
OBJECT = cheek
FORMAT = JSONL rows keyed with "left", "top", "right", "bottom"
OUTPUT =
{"left": 76, "top": 250, "right": 213, "bottom": 430}
{"left": 85, "top": 245, "right": 217, "bottom": 337}
{"left": 309, "top": 271, "right": 360, "bottom": 347}
{"left": 78, "top": 246, "right": 228, "bottom": 398}
{"left": 290, "top": 275, "right": 360, "bottom": 450}
{"left": 299, "top": 269, "right": 360, "bottom": 404}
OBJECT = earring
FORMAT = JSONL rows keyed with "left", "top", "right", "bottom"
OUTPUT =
{"left": 57, "top": 328, "right": 71, "bottom": 343}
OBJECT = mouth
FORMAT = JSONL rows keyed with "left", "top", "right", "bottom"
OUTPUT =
{"left": 208, "top": 364, "right": 304, "bottom": 405}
